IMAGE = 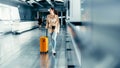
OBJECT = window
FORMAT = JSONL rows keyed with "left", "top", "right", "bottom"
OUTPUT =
{"left": 10, "top": 7, "right": 20, "bottom": 20}
{"left": 0, "top": 6, "right": 10, "bottom": 20}
{"left": 0, "top": 3, "right": 20, "bottom": 21}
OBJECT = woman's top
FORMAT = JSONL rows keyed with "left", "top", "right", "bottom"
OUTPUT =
{"left": 46, "top": 14, "right": 60, "bottom": 33}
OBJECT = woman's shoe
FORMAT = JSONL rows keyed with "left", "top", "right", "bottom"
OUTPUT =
{"left": 53, "top": 52, "right": 56, "bottom": 55}
{"left": 52, "top": 50, "right": 56, "bottom": 55}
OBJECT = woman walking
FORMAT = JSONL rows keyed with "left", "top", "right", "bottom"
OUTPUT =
{"left": 46, "top": 7, "right": 60, "bottom": 55}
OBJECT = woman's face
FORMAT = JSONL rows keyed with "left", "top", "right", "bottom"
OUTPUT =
{"left": 50, "top": 9, "right": 54, "bottom": 15}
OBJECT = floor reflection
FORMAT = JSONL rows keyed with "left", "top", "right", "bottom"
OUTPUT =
{"left": 50, "top": 55, "right": 57, "bottom": 68}
{"left": 40, "top": 53, "right": 58, "bottom": 68}
{"left": 40, "top": 54, "right": 50, "bottom": 68}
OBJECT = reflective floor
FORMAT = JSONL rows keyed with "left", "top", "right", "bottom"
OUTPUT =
{"left": 0, "top": 28, "right": 67, "bottom": 68}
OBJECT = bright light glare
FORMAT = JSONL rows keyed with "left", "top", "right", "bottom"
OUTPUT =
{"left": 0, "top": 3, "right": 20, "bottom": 21}
{"left": 10, "top": 7, "right": 20, "bottom": 20}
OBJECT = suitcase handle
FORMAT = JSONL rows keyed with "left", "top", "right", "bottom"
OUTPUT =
{"left": 45, "top": 29, "right": 48, "bottom": 37}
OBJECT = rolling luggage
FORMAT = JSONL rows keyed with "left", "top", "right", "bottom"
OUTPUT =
{"left": 40, "top": 29, "right": 48, "bottom": 53}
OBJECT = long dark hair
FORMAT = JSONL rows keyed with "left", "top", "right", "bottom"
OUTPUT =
{"left": 50, "top": 7, "right": 58, "bottom": 15}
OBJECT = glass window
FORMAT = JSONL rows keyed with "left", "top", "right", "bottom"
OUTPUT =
{"left": 0, "top": 3, "right": 20, "bottom": 21}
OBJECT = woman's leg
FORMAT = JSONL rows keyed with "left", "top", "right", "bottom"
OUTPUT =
{"left": 51, "top": 32, "right": 57, "bottom": 53}
{"left": 48, "top": 33, "right": 52, "bottom": 47}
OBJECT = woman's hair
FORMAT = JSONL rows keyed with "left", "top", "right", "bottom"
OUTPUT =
{"left": 50, "top": 7, "right": 58, "bottom": 15}
{"left": 50, "top": 7, "right": 54, "bottom": 11}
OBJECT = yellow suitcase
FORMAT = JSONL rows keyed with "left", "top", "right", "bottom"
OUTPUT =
{"left": 40, "top": 29, "right": 48, "bottom": 53}
{"left": 40, "top": 36, "right": 48, "bottom": 53}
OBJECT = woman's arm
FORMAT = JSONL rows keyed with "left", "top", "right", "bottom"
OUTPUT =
{"left": 56, "top": 15, "right": 60, "bottom": 33}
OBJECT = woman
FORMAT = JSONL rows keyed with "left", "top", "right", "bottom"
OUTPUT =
{"left": 46, "top": 7, "right": 60, "bottom": 55}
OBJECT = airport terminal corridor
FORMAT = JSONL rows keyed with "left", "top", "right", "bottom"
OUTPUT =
{"left": 1, "top": 0, "right": 120, "bottom": 68}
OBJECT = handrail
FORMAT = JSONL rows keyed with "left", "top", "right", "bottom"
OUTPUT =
{"left": 67, "top": 22, "right": 82, "bottom": 67}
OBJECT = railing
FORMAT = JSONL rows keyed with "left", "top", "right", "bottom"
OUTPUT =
{"left": 65, "top": 21, "right": 86, "bottom": 68}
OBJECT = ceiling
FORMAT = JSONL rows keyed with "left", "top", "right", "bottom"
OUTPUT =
{"left": 18, "top": 0, "right": 67, "bottom": 11}
{"left": 0, "top": 0, "right": 68, "bottom": 11}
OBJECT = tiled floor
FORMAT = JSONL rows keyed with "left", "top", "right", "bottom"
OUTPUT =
{"left": 0, "top": 28, "right": 67, "bottom": 68}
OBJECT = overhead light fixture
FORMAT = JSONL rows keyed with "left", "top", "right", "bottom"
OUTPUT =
{"left": 35, "top": 0, "right": 42, "bottom": 1}
{"left": 55, "top": 0, "right": 64, "bottom": 2}
{"left": 27, "top": 0, "right": 35, "bottom": 3}
{"left": 46, "top": 0, "right": 54, "bottom": 7}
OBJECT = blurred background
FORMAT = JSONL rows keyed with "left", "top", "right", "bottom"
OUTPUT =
{"left": 79, "top": 0, "right": 120, "bottom": 68}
